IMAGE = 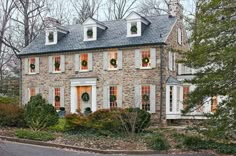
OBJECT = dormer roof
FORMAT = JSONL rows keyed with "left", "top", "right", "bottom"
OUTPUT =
{"left": 125, "top": 11, "right": 151, "bottom": 25}
{"left": 83, "top": 17, "right": 107, "bottom": 30}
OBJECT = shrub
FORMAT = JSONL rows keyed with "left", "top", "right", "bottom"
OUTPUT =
{"left": 48, "top": 118, "right": 66, "bottom": 132}
{"left": 24, "top": 94, "right": 59, "bottom": 131}
{"left": 0, "top": 103, "right": 25, "bottom": 127}
{"left": 146, "top": 134, "right": 169, "bottom": 151}
{"left": 65, "top": 113, "right": 89, "bottom": 131}
{"left": 15, "top": 129, "right": 56, "bottom": 141}
{"left": 0, "top": 96, "right": 19, "bottom": 105}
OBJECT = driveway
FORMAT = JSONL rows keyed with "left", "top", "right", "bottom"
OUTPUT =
{"left": 0, "top": 140, "right": 215, "bottom": 156}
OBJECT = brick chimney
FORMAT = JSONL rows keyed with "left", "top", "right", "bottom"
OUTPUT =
{"left": 44, "top": 17, "right": 61, "bottom": 28}
{"left": 169, "top": 0, "right": 183, "bottom": 20}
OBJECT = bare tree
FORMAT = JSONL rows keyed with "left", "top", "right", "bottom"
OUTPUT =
{"left": 104, "top": 0, "right": 138, "bottom": 20}
{"left": 138, "top": 0, "right": 169, "bottom": 16}
{"left": 70, "top": 0, "right": 102, "bottom": 23}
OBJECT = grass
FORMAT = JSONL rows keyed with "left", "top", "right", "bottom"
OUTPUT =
{"left": 48, "top": 118, "right": 66, "bottom": 132}
{"left": 15, "top": 129, "right": 56, "bottom": 141}
{"left": 0, "top": 96, "right": 19, "bottom": 105}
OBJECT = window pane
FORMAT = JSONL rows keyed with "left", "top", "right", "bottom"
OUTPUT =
{"left": 109, "top": 86, "right": 117, "bottom": 108}
{"left": 141, "top": 85, "right": 150, "bottom": 111}
{"left": 141, "top": 50, "right": 150, "bottom": 67}
{"left": 29, "top": 58, "right": 35, "bottom": 73}
{"left": 54, "top": 88, "right": 60, "bottom": 110}
{"left": 30, "top": 88, "right": 35, "bottom": 97}
{"left": 170, "top": 86, "right": 173, "bottom": 112}
{"left": 80, "top": 54, "right": 88, "bottom": 70}
{"left": 54, "top": 56, "right": 61, "bottom": 71}
{"left": 109, "top": 52, "right": 118, "bottom": 69}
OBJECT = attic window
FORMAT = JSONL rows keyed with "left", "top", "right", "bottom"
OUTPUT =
{"left": 87, "top": 28, "right": 93, "bottom": 39}
{"left": 48, "top": 32, "right": 54, "bottom": 42}
{"left": 131, "top": 22, "right": 138, "bottom": 34}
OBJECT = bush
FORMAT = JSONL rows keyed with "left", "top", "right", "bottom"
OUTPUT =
{"left": 48, "top": 118, "right": 66, "bottom": 132}
{"left": 24, "top": 94, "right": 59, "bottom": 131}
{"left": 0, "top": 96, "right": 19, "bottom": 105}
{"left": 0, "top": 103, "right": 25, "bottom": 127}
{"left": 65, "top": 113, "right": 89, "bottom": 131}
{"left": 15, "top": 129, "right": 56, "bottom": 141}
{"left": 146, "top": 134, "right": 169, "bottom": 151}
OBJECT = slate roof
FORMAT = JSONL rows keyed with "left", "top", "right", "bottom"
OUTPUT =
{"left": 166, "top": 76, "right": 181, "bottom": 85}
{"left": 20, "top": 15, "right": 177, "bottom": 56}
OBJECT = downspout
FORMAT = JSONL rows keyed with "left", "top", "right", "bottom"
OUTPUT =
{"left": 19, "top": 57, "right": 22, "bottom": 107}
{"left": 160, "top": 45, "right": 164, "bottom": 124}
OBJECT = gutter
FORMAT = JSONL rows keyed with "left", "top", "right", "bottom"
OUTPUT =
{"left": 160, "top": 45, "right": 164, "bottom": 123}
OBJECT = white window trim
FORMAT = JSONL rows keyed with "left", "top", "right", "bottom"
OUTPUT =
{"left": 45, "top": 29, "right": 57, "bottom": 45}
{"left": 127, "top": 21, "right": 142, "bottom": 37}
{"left": 84, "top": 26, "right": 97, "bottom": 41}
{"left": 140, "top": 50, "right": 151, "bottom": 69}
{"left": 166, "top": 85, "right": 183, "bottom": 115}
{"left": 108, "top": 52, "right": 118, "bottom": 71}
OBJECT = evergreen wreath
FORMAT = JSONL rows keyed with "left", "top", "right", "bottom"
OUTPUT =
{"left": 110, "top": 58, "right": 117, "bottom": 66}
{"left": 81, "top": 92, "right": 89, "bottom": 102}
{"left": 55, "top": 95, "right": 60, "bottom": 102}
{"left": 110, "top": 95, "right": 117, "bottom": 102}
{"left": 131, "top": 25, "right": 137, "bottom": 33}
{"left": 87, "top": 29, "right": 93, "bottom": 37}
{"left": 81, "top": 60, "right": 88, "bottom": 67}
{"left": 30, "top": 64, "right": 35, "bottom": 70}
{"left": 142, "top": 94, "right": 149, "bottom": 101}
{"left": 54, "top": 62, "right": 60, "bottom": 69}
{"left": 48, "top": 32, "right": 54, "bottom": 41}
{"left": 142, "top": 57, "right": 150, "bottom": 64}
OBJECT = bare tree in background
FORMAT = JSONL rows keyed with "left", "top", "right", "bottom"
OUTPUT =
{"left": 138, "top": 0, "right": 169, "bottom": 16}
{"left": 104, "top": 0, "right": 138, "bottom": 20}
{"left": 70, "top": 0, "right": 102, "bottom": 23}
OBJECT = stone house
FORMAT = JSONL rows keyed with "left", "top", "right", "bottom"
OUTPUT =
{"left": 19, "top": 0, "right": 219, "bottom": 123}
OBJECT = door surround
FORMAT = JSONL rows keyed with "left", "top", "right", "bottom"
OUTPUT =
{"left": 70, "top": 78, "right": 97, "bottom": 113}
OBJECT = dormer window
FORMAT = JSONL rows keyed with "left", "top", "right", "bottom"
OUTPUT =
{"left": 83, "top": 17, "right": 107, "bottom": 42}
{"left": 126, "top": 11, "right": 150, "bottom": 37}
{"left": 48, "top": 32, "right": 54, "bottom": 42}
{"left": 45, "top": 27, "right": 69, "bottom": 45}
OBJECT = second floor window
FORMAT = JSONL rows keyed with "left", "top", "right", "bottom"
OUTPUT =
{"left": 109, "top": 86, "right": 118, "bottom": 108}
{"left": 80, "top": 54, "right": 88, "bottom": 71}
{"left": 141, "top": 49, "right": 151, "bottom": 68}
{"left": 53, "top": 56, "right": 61, "bottom": 72}
{"left": 29, "top": 58, "right": 36, "bottom": 74}
{"left": 141, "top": 85, "right": 150, "bottom": 111}
{"left": 109, "top": 52, "right": 118, "bottom": 70}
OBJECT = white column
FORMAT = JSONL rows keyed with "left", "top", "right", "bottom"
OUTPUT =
{"left": 166, "top": 85, "right": 170, "bottom": 114}
{"left": 70, "top": 86, "right": 77, "bottom": 113}
{"left": 92, "top": 85, "right": 97, "bottom": 112}
{"left": 173, "top": 86, "right": 177, "bottom": 113}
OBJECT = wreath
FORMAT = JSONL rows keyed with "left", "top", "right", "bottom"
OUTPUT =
{"left": 81, "top": 60, "right": 87, "bottom": 67}
{"left": 110, "top": 95, "right": 117, "bottom": 102}
{"left": 30, "top": 64, "right": 35, "bottom": 70}
{"left": 110, "top": 58, "right": 117, "bottom": 67}
{"left": 48, "top": 32, "right": 54, "bottom": 41}
{"left": 131, "top": 25, "right": 137, "bottom": 33}
{"left": 142, "top": 94, "right": 149, "bottom": 101}
{"left": 81, "top": 92, "right": 89, "bottom": 102}
{"left": 87, "top": 29, "right": 93, "bottom": 37}
{"left": 142, "top": 57, "right": 149, "bottom": 64}
{"left": 54, "top": 62, "right": 60, "bottom": 69}
{"left": 55, "top": 95, "right": 60, "bottom": 102}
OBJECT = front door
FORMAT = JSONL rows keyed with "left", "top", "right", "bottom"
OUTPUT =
{"left": 77, "top": 86, "right": 92, "bottom": 113}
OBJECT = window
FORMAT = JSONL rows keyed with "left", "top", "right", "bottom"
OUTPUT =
{"left": 183, "top": 86, "right": 189, "bottom": 109}
{"left": 53, "top": 56, "right": 61, "bottom": 72}
{"left": 177, "top": 86, "right": 181, "bottom": 112}
{"left": 86, "top": 28, "right": 93, "bottom": 39}
{"left": 141, "top": 85, "right": 150, "bottom": 111}
{"left": 109, "top": 86, "right": 118, "bottom": 108}
{"left": 48, "top": 32, "right": 54, "bottom": 43}
{"left": 80, "top": 54, "right": 88, "bottom": 71}
{"left": 29, "top": 88, "right": 35, "bottom": 100}
{"left": 141, "top": 49, "right": 151, "bottom": 68}
{"left": 29, "top": 58, "right": 36, "bottom": 74}
{"left": 54, "top": 88, "right": 60, "bottom": 110}
{"left": 211, "top": 96, "right": 217, "bottom": 112}
{"left": 177, "top": 28, "right": 182, "bottom": 45}
{"left": 168, "top": 51, "right": 175, "bottom": 71}
{"left": 109, "top": 52, "right": 118, "bottom": 70}
{"left": 169, "top": 86, "right": 173, "bottom": 112}
{"left": 130, "top": 22, "right": 138, "bottom": 35}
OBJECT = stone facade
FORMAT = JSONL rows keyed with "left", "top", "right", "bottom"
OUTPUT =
{"left": 21, "top": 18, "right": 188, "bottom": 124}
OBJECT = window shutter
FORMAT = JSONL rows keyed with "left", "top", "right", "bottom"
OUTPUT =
{"left": 88, "top": 53, "right": 93, "bottom": 71}
{"left": 118, "top": 50, "right": 122, "bottom": 70}
{"left": 60, "top": 55, "right": 65, "bottom": 72}
{"left": 168, "top": 51, "right": 172, "bottom": 70}
{"left": 35, "top": 57, "right": 40, "bottom": 73}
{"left": 75, "top": 54, "right": 80, "bottom": 71}
{"left": 48, "top": 56, "right": 53, "bottom": 73}
{"left": 173, "top": 53, "right": 176, "bottom": 71}
{"left": 48, "top": 87, "right": 54, "bottom": 105}
{"left": 150, "top": 48, "right": 156, "bottom": 68}
{"left": 24, "top": 58, "right": 29, "bottom": 74}
{"left": 134, "top": 85, "right": 141, "bottom": 108}
{"left": 103, "top": 86, "right": 109, "bottom": 109}
{"left": 60, "top": 87, "right": 65, "bottom": 107}
{"left": 35, "top": 87, "right": 40, "bottom": 95}
{"left": 117, "top": 85, "right": 122, "bottom": 108}
{"left": 150, "top": 85, "right": 156, "bottom": 113}
{"left": 135, "top": 49, "right": 141, "bottom": 68}
{"left": 25, "top": 88, "right": 29, "bottom": 104}
{"left": 178, "top": 28, "right": 182, "bottom": 45}
{"left": 103, "top": 52, "right": 108, "bottom": 70}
